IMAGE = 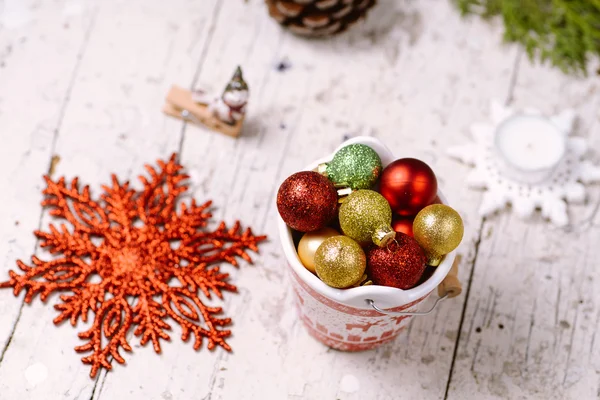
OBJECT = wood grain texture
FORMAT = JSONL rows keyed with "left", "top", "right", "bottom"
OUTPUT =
{"left": 445, "top": 60, "right": 600, "bottom": 400}
{"left": 0, "top": 0, "right": 597, "bottom": 399}
{"left": 0, "top": 0, "right": 98, "bottom": 368}
{"left": 0, "top": 0, "right": 219, "bottom": 398}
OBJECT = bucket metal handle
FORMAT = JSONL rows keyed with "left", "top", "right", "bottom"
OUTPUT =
{"left": 366, "top": 294, "right": 448, "bottom": 316}
{"left": 366, "top": 255, "right": 463, "bottom": 317}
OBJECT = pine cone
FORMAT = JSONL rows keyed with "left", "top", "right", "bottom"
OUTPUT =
{"left": 266, "top": 0, "right": 377, "bottom": 37}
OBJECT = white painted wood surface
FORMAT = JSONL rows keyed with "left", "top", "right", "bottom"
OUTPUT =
{"left": 0, "top": 1, "right": 598, "bottom": 399}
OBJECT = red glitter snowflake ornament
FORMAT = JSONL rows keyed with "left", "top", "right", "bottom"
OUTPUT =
{"left": 0, "top": 154, "right": 266, "bottom": 378}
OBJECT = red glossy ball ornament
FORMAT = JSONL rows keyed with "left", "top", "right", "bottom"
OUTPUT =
{"left": 429, "top": 195, "right": 442, "bottom": 205}
{"left": 277, "top": 171, "right": 338, "bottom": 232}
{"left": 366, "top": 233, "right": 427, "bottom": 289}
{"left": 379, "top": 158, "right": 438, "bottom": 216}
{"left": 392, "top": 216, "right": 414, "bottom": 237}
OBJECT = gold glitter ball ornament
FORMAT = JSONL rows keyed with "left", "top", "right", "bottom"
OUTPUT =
{"left": 413, "top": 204, "right": 464, "bottom": 266}
{"left": 338, "top": 190, "right": 395, "bottom": 247}
{"left": 297, "top": 227, "right": 339, "bottom": 273}
{"left": 314, "top": 236, "right": 366, "bottom": 288}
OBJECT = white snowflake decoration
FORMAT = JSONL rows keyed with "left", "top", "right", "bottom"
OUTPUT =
{"left": 448, "top": 101, "right": 600, "bottom": 227}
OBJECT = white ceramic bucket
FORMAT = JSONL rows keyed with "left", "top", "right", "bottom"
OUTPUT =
{"left": 277, "top": 136, "right": 458, "bottom": 351}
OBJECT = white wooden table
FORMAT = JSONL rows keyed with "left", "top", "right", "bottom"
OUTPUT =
{"left": 0, "top": 1, "right": 599, "bottom": 399}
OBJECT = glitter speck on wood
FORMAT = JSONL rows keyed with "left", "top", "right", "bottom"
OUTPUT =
{"left": 49, "top": 155, "right": 61, "bottom": 176}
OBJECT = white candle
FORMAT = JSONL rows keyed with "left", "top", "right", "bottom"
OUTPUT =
{"left": 494, "top": 114, "right": 566, "bottom": 183}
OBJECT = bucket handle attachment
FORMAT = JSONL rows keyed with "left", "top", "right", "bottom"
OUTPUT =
{"left": 366, "top": 255, "right": 463, "bottom": 317}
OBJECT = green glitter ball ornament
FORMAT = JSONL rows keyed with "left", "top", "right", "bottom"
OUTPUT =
{"left": 319, "top": 144, "right": 382, "bottom": 190}
{"left": 314, "top": 236, "right": 366, "bottom": 288}
{"left": 339, "top": 189, "right": 395, "bottom": 247}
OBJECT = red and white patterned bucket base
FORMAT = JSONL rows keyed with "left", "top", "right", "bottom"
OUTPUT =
{"left": 288, "top": 264, "right": 430, "bottom": 351}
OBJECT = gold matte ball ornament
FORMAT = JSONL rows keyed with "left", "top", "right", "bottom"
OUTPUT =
{"left": 413, "top": 204, "right": 464, "bottom": 266}
{"left": 297, "top": 227, "right": 339, "bottom": 273}
{"left": 314, "top": 236, "right": 366, "bottom": 288}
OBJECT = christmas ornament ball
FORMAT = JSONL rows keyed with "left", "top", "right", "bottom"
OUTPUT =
{"left": 314, "top": 236, "right": 366, "bottom": 288}
{"left": 339, "top": 189, "right": 395, "bottom": 247}
{"left": 413, "top": 204, "right": 464, "bottom": 266}
{"left": 392, "top": 216, "right": 415, "bottom": 237}
{"left": 277, "top": 171, "right": 338, "bottom": 232}
{"left": 324, "top": 144, "right": 382, "bottom": 190}
{"left": 297, "top": 227, "right": 339, "bottom": 273}
{"left": 367, "top": 233, "right": 427, "bottom": 289}
{"left": 380, "top": 158, "right": 438, "bottom": 216}
{"left": 430, "top": 195, "right": 442, "bottom": 205}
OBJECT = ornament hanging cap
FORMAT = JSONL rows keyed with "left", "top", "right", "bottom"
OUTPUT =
{"left": 317, "top": 163, "right": 328, "bottom": 176}
{"left": 426, "top": 255, "right": 443, "bottom": 267}
{"left": 224, "top": 66, "right": 248, "bottom": 94}
{"left": 372, "top": 224, "right": 395, "bottom": 247}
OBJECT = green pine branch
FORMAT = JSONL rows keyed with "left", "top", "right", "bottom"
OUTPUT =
{"left": 454, "top": 0, "right": 600, "bottom": 75}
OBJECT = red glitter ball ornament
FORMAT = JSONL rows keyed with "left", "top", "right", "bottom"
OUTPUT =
{"left": 392, "top": 216, "right": 414, "bottom": 237}
{"left": 366, "top": 233, "right": 427, "bottom": 289}
{"left": 379, "top": 158, "right": 438, "bottom": 216}
{"left": 277, "top": 171, "right": 338, "bottom": 232}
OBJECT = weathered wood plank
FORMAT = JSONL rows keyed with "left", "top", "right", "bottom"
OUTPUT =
{"left": 0, "top": 1, "right": 219, "bottom": 399}
{"left": 2, "top": 0, "right": 597, "bottom": 399}
{"left": 446, "top": 59, "right": 600, "bottom": 399}
{"left": 94, "top": 2, "right": 290, "bottom": 399}
{"left": 0, "top": 0, "right": 98, "bottom": 360}
{"left": 168, "top": 1, "right": 517, "bottom": 399}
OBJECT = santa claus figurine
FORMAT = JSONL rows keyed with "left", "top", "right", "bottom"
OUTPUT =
{"left": 193, "top": 66, "right": 248, "bottom": 125}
